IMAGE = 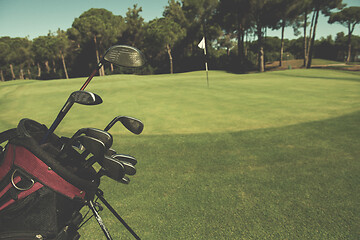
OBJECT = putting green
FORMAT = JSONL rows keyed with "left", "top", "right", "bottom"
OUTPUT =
{"left": 1, "top": 69, "right": 359, "bottom": 136}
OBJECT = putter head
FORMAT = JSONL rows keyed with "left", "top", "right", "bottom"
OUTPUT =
{"left": 105, "top": 116, "right": 144, "bottom": 134}
{"left": 70, "top": 91, "right": 103, "bottom": 105}
{"left": 103, "top": 45, "right": 146, "bottom": 68}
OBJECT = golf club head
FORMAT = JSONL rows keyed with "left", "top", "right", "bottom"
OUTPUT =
{"left": 77, "top": 135, "right": 106, "bottom": 158}
{"left": 40, "top": 91, "right": 103, "bottom": 144}
{"left": 104, "top": 116, "right": 144, "bottom": 134}
{"left": 103, "top": 45, "right": 145, "bottom": 68}
{"left": 119, "top": 176, "right": 130, "bottom": 184}
{"left": 106, "top": 148, "right": 116, "bottom": 156}
{"left": 100, "top": 155, "right": 126, "bottom": 181}
{"left": 118, "top": 160, "right": 136, "bottom": 176}
{"left": 112, "top": 154, "right": 137, "bottom": 166}
{"left": 69, "top": 90, "right": 103, "bottom": 105}
{"left": 60, "top": 136, "right": 83, "bottom": 150}
{"left": 74, "top": 128, "right": 113, "bottom": 149}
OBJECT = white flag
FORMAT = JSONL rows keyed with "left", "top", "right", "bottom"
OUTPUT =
{"left": 198, "top": 37, "right": 205, "bottom": 49}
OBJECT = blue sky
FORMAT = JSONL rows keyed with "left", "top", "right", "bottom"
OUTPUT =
{"left": 0, "top": 0, "right": 359, "bottom": 40}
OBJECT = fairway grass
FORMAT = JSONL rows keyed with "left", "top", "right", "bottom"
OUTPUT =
{"left": 0, "top": 69, "right": 359, "bottom": 239}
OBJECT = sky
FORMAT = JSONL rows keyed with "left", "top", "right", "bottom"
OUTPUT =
{"left": 0, "top": 0, "right": 359, "bottom": 40}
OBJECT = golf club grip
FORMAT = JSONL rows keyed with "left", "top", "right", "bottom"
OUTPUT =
{"left": 41, "top": 101, "right": 74, "bottom": 143}
{"left": 40, "top": 117, "right": 62, "bottom": 144}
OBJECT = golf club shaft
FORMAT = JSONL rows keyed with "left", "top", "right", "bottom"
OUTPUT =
{"left": 41, "top": 101, "right": 74, "bottom": 143}
{"left": 96, "top": 191, "right": 141, "bottom": 240}
{"left": 80, "top": 61, "right": 103, "bottom": 91}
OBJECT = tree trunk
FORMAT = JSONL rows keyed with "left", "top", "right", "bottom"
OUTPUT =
{"left": 307, "top": 9, "right": 319, "bottom": 69}
{"left": 52, "top": 60, "right": 56, "bottom": 73}
{"left": 19, "top": 68, "right": 24, "bottom": 80}
{"left": 306, "top": 10, "right": 315, "bottom": 67}
{"left": 0, "top": 70, "right": 4, "bottom": 81}
{"left": 346, "top": 23, "right": 354, "bottom": 63}
{"left": 166, "top": 44, "right": 173, "bottom": 74}
{"left": 279, "top": 20, "right": 285, "bottom": 67}
{"left": 346, "top": 33, "right": 352, "bottom": 63}
{"left": 37, "top": 63, "right": 41, "bottom": 78}
{"left": 60, "top": 51, "right": 69, "bottom": 79}
{"left": 27, "top": 68, "right": 31, "bottom": 79}
{"left": 45, "top": 61, "right": 50, "bottom": 73}
{"left": 10, "top": 64, "right": 15, "bottom": 80}
{"left": 257, "top": 24, "right": 264, "bottom": 72}
{"left": 244, "top": 31, "right": 248, "bottom": 57}
{"left": 303, "top": 9, "right": 308, "bottom": 67}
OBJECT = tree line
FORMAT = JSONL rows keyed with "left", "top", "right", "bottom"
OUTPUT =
{"left": 0, "top": 0, "right": 359, "bottom": 81}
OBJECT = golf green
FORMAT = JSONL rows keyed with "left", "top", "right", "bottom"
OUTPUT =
{"left": 0, "top": 69, "right": 359, "bottom": 239}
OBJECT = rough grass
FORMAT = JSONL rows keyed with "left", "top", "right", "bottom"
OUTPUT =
{"left": 0, "top": 69, "right": 359, "bottom": 239}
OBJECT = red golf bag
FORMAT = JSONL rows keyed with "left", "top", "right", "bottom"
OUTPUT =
{"left": 0, "top": 119, "right": 99, "bottom": 240}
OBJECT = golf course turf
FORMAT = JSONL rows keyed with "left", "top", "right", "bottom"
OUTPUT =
{"left": 0, "top": 69, "right": 359, "bottom": 239}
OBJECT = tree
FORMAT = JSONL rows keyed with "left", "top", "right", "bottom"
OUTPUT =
{"left": 121, "top": 4, "right": 145, "bottom": 48}
{"left": 0, "top": 37, "right": 11, "bottom": 81}
{"left": 252, "top": 0, "right": 274, "bottom": 72}
{"left": 7, "top": 38, "right": 32, "bottom": 80}
{"left": 306, "top": 0, "right": 344, "bottom": 68}
{"left": 270, "top": 0, "right": 302, "bottom": 66}
{"left": 217, "top": 0, "right": 253, "bottom": 66}
{"left": 328, "top": 6, "right": 360, "bottom": 63}
{"left": 145, "top": 17, "right": 186, "bottom": 73}
{"left": 32, "top": 35, "right": 55, "bottom": 78}
{"left": 182, "top": 0, "right": 221, "bottom": 53}
{"left": 54, "top": 30, "right": 71, "bottom": 79}
{"left": 217, "top": 32, "right": 235, "bottom": 56}
{"left": 163, "top": 0, "right": 187, "bottom": 27}
{"left": 71, "top": 8, "right": 124, "bottom": 76}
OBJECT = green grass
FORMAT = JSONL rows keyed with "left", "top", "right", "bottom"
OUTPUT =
{"left": 0, "top": 69, "right": 359, "bottom": 239}
{"left": 311, "top": 59, "right": 346, "bottom": 65}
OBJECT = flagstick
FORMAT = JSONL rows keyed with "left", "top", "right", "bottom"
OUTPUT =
{"left": 205, "top": 61, "right": 209, "bottom": 88}
{"left": 203, "top": 41, "right": 209, "bottom": 88}
{"left": 198, "top": 37, "right": 209, "bottom": 88}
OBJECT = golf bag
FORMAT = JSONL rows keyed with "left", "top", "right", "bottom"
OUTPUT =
{"left": 0, "top": 119, "right": 99, "bottom": 240}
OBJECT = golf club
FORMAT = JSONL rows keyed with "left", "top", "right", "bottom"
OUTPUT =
{"left": 104, "top": 116, "right": 144, "bottom": 134}
{"left": 59, "top": 135, "right": 105, "bottom": 159}
{"left": 97, "top": 155, "right": 126, "bottom": 181}
{"left": 112, "top": 154, "right": 137, "bottom": 166}
{"left": 73, "top": 128, "right": 113, "bottom": 149}
{"left": 106, "top": 148, "right": 116, "bottom": 156}
{"left": 80, "top": 45, "right": 145, "bottom": 91}
{"left": 41, "top": 91, "right": 102, "bottom": 143}
{"left": 77, "top": 135, "right": 106, "bottom": 159}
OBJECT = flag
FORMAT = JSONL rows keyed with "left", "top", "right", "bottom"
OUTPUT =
{"left": 198, "top": 37, "right": 206, "bottom": 50}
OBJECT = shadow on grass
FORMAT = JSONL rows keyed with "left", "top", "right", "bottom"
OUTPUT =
{"left": 269, "top": 69, "right": 360, "bottom": 83}
{"left": 97, "top": 111, "right": 360, "bottom": 239}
